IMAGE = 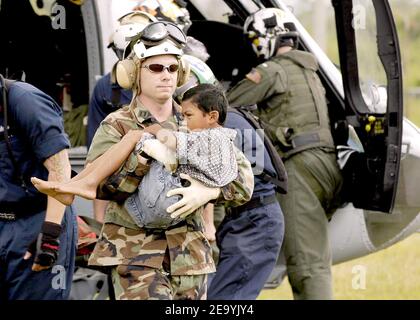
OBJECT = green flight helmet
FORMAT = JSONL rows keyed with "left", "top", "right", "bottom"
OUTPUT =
{"left": 174, "top": 54, "right": 218, "bottom": 103}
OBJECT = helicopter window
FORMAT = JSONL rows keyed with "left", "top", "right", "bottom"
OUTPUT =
{"left": 352, "top": 0, "right": 388, "bottom": 114}
{"left": 188, "top": 0, "right": 232, "bottom": 23}
{"left": 236, "top": 0, "right": 260, "bottom": 14}
{"left": 281, "top": 0, "right": 340, "bottom": 68}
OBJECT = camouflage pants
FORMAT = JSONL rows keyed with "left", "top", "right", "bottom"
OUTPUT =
{"left": 112, "top": 265, "right": 208, "bottom": 300}
{"left": 210, "top": 204, "right": 227, "bottom": 265}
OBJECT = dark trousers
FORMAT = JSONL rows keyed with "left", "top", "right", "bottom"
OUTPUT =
{"left": 208, "top": 199, "right": 284, "bottom": 300}
{"left": 0, "top": 206, "right": 77, "bottom": 300}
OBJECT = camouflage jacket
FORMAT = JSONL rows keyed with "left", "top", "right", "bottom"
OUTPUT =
{"left": 87, "top": 98, "right": 254, "bottom": 275}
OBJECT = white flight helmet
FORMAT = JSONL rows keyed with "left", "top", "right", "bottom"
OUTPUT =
{"left": 183, "top": 36, "right": 210, "bottom": 63}
{"left": 174, "top": 54, "right": 218, "bottom": 102}
{"left": 132, "top": 39, "right": 183, "bottom": 60}
{"left": 116, "top": 21, "right": 190, "bottom": 90}
{"left": 133, "top": 0, "right": 192, "bottom": 32}
{"left": 244, "top": 8, "right": 297, "bottom": 60}
{"left": 109, "top": 11, "right": 157, "bottom": 60}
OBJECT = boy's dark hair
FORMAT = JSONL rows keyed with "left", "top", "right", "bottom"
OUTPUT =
{"left": 182, "top": 83, "right": 228, "bottom": 125}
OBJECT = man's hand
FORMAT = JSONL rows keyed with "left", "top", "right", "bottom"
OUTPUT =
{"left": 142, "top": 139, "right": 177, "bottom": 172}
{"left": 24, "top": 221, "right": 62, "bottom": 271}
{"left": 166, "top": 174, "right": 221, "bottom": 219}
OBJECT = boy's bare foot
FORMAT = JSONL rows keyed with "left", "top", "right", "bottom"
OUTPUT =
{"left": 31, "top": 177, "right": 75, "bottom": 206}
{"left": 54, "top": 180, "right": 97, "bottom": 201}
{"left": 31, "top": 177, "right": 59, "bottom": 197}
{"left": 51, "top": 193, "right": 75, "bottom": 206}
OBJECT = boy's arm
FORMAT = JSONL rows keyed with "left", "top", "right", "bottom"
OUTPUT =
{"left": 144, "top": 123, "right": 177, "bottom": 150}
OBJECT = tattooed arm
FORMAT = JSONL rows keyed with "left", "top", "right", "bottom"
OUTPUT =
{"left": 43, "top": 149, "right": 72, "bottom": 224}
{"left": 23, "top": 149, "right": 71, "bottom": 270}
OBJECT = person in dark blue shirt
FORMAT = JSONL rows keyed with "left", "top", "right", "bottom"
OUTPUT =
{"left": 0, "top": 76, "right": 77, "bottom": 300}
{"left": 207, "top": 109, "right": 285, "bottom": 300}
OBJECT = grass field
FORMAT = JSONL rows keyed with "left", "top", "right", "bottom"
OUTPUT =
{"left": 257, "top": 99, "right": 420, "bottom": 301}
{"left": 405, "top": 97, "right": 420, "bottom": 127}
{"left": 258, "top": 233, "right": 420, "bottom": 300}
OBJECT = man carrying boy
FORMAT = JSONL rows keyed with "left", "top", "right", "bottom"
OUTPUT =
{"left": 83, "top": 22, "right": 254, "bottom": 299}
{"left": 32, "top": 84, "right": 241, "bottom": 239}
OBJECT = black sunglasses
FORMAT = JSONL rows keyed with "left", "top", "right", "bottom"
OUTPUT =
{"left": 142, "top": 63, "right": 179, "bottom": 73}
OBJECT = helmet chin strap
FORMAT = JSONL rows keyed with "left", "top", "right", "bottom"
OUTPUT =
{"left": 135, "top": 60, "right": 142, "bottom": 97}
{"left": 273, "top": 30, "right": 299, "bottom": 55}
{"left": 274, "top": 37, "right": 294, "bottom": 51}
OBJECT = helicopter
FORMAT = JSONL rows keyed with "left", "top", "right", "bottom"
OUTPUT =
{"left": 0, "top": 0, "right": 419, "bottom": 296}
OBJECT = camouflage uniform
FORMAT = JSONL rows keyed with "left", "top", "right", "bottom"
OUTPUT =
{"left": 227, "top": 50, "right": 343, "bottom": 300}
{"left": 87, "top": 99, "right": 254, "bottom": 300}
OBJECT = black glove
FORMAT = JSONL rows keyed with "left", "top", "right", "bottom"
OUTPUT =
{"left": 26, "top": 221, "right": 62, "bottom": 271}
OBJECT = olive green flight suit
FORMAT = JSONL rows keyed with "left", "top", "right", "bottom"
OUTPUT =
{"left": 227, "top": 49, "right": 343, "bottom": 300}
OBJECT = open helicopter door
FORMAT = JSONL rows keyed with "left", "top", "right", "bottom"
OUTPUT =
{"left": 332, "top": 0, "right": 403, "bottom": 213}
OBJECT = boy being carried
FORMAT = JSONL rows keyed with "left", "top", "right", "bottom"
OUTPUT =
{"left": 32, "top": 84, "right": 239, "bottom": 230}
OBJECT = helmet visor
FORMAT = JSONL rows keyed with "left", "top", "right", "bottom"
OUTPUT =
{"left": 137, "top": 21, "right": 186, "bottom": 47}
{"left": 165, "top": 22, "right": 187, "bottom": 45}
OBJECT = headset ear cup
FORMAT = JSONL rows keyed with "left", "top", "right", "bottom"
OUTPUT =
{"left": 116, "top": 59, "right": 137, "bottom": 89}
{"left": 177, "top": 57, "right": 191, "bottom": 87}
